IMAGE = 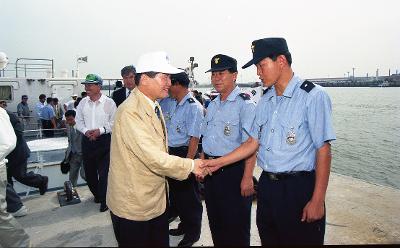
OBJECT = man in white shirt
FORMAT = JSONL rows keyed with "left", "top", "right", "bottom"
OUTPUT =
{"left": 0, "top": 107, "right": 30, "bottom": 247}
{"left": 64, "top": 94, "right": 78, "bottom": 112}
{"left": 76, "top": 74, "right": 117, "bottom": 212}
{"left": 35, "top": 94, "right": 46, "bottom": 128}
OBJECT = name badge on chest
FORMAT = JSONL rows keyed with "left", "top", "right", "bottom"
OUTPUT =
{"left": 286, "top": 127, "right": 296, "bottom": 145}
{"left": 224, "top": 122, "right": 231, "bottom": 136}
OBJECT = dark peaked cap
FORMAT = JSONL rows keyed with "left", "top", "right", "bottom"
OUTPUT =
{"left": 205, "top": 54, "right": 237, "bottom": 73}
{"left": 242, "top": 37, "right": 289, "bottom": 69}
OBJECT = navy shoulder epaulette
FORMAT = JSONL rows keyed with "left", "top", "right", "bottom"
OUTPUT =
{"left": 300, "top": 80, "right": 315, "bottom": 93}
{"left": 263, "top": 87, "right": 271, "bottom": 95}
{"left": 239, "top": 93, "right": 251, "bottom": 101}
{"left": 187, "top": 98, "right": 195, "bottom": 104}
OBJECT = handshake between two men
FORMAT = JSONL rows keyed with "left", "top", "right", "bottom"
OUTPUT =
{"left": 191, "top": 157, "right": 255, "bottom": 197}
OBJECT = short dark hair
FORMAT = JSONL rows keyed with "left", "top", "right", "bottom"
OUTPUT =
{"left": 52, "top": 97, "right": 59, "bottom": 103}
{"left": 171, "top": 72, "right": 190, "bottom": 88}
{"left": 115, "top": 80, "right": 123, "bottom": 88}
{"left": 65, "top": 110, "right": 76, "bottom": 118}
{"left": 21, "top": 95, "right": 28, "bottom": 100}
{"left": 121, "top": 65, "right": 136, "bottom": 77}
{"left": 270, "top": 52, "right": 292, "bottom": 66}
{"left": 135, "top": 71, "right": 159, "bottom": 86}
{"left": 46, "top": 97, "right": 53, "bottom": 104}
{"left": 39, "top": 94, "right": 46, "bottom": 100}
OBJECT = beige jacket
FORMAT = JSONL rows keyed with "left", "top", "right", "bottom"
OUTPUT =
{"left": 107, "top": 88, "right": 193, "bottom": 221}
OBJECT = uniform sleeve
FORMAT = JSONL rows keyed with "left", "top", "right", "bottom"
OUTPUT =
{"left": 17, "top": 104, "right": 23, "bottom": 116}
{"left": 239, "top": 100, "right": 256, "bottom": 142}
{"left": 249, "top": 103, "right": 262, "bottom": 140}
{"left": 186, "top": 104, "right": 204, "bottom": 138}
{"left": 307, "top": 90, "right": 336, "bottom": 149}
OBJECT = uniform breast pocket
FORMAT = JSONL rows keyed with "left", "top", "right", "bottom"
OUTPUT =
{"left": 256, "top": 119, "right": 269, "bottom": 143}
{"left": 278, "top": 117, "right": 304, "bottom": 147}
{"left": 175, "top": 120, "right": 187, "bottom": 135}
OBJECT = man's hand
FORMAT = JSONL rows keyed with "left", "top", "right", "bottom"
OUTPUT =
{"left": 85, "top": 130, "right": 93, "bottom": 138}
{"left": 240, "top": 176, "right": 254, "bottom": 197}
{"left": 90, "top": 129, "right": 101, "bottom": 140}
{"left": 85, "top": 129, "right": 101, "bottom": 141}
{"left": 301, "top": 199, "right": 325, "bottom": 223}
{"left": 202, "top": 158, "right": 221, "bottom": 173}
{"left": 193, "top": 159, "right": 211, "bottom": 179}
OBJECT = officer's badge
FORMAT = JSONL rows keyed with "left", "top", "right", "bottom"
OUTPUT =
{"left": 165, "top": 112, "right": 171, "bottom": 121}
{"left": 258, "top": 126, "right": 263, "bottom": 140}
{"left": 224, "top": 122, "right": 231, "bottom": 136}
{"left": 251, "top": 44, "right": 255, "bottom": 53}
{"left": 286, "top": 127, "right": 296, "bottom": 145}
{"left": 176, "top": 125, "right": 181, "bottom": 133}
{"left": 214, "top": 57, "right": 220, "bottom": 64}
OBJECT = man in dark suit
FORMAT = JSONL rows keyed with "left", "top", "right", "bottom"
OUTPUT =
{"left": 112, "top": 65, "right": 136, "bottom": 107}
{"left": 4, "top": 110, "right": 48, "bottom": 195}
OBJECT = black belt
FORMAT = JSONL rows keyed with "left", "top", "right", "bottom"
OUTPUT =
{"left": 204, "top": 154, "right": 221, "bottom": 159}
{"left": 263, "top": 170, "right": 314, "bottom": 181}
{"left": 168, "top": 146, "right": 188, "bottom": 151}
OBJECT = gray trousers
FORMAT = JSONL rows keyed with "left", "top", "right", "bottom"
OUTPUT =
{"left": 0, "top": 166, "right": 30, "bottom": 247}
{"left": 6, "top": 183, "right": 23, "bottom": 213}
{"left": 69, "top": 153, "right": 85, "bottom": 187}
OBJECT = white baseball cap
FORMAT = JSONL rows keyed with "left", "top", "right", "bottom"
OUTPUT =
{"left": 136, "top": 51, "right": 182, "bottom": 74}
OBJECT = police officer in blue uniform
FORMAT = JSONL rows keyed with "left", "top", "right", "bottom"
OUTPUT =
{"left": 204, "top": 38, "right": 336, "bottom": 245}
{"left": 200, "top": 54, "right": 256, "bottom": 246}
{"left": 159, "top": 72, "right": 204, "bottom": 247}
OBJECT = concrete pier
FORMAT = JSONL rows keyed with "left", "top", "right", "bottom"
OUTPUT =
{"left": 14, "top": 172, "right": 400, "bottom": 246}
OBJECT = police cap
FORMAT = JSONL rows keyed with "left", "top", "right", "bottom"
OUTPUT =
{"left": 242, "top": 37, "right": 289, "bottom": 69}
{"left": 205, "top": 54, "right": 237, "bottom": 73}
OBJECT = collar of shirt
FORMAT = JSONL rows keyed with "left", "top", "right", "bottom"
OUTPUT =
{"left": 126, "top": 87, "right": 132, "bottom": 97}
{"left": 215, "top": 85, "right": 241, "bottom": 104}
{"left": 88, "top": 94, "right": 106, "bottom": 104}
{"left": 178, "top": 92, "right": 193, "bottom": 106}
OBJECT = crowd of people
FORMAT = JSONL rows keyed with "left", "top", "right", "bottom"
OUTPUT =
{"left": 0, "top": 37, "right": 336, "bottom": 247}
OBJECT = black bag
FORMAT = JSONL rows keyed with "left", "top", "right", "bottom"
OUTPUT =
{"left": 60, "top": 152, "right": 71, "bottom": 174}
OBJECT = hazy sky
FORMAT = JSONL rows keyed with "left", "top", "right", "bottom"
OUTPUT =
{"left": 1, "top": 0, "right": 399, "bottom": 84}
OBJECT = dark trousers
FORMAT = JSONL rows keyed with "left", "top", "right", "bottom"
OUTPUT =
{"left": 168, "top": 146, "right": 202, "bottom": 240}
{"left": 7, "top": 160, "right": 45, "bottom": 189}
{"left": 257, "top": 171, "right": 325, "bottom": 245}
{"left": 41, "top": 119, "right": 54, "bottom": 137}
{"left": 82, "top": 134, "right": 111, "bottom": 204}
{"left": 6, "top": 183, "right": 23, "bottom": 213}
{"left": 203, "top": 156, "right": 252, "bottom": 246}
{"left": 110, "top": 211, "right": 169, "bottom": 247}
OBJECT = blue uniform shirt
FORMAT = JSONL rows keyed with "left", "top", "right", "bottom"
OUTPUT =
{"left": 201, "top": 86, "right": 256, "bottom": 156}
{"left": 160, "top": 92, "right": 204, "bottom": 147}
{"left": 250, "top": 75, "right": 336, "bottom": 173}
{"left": 40, "top": 104, "right": 55, "bottom": 120}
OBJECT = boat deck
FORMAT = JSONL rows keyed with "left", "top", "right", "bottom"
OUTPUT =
{"left": 15, "top": 172, "right": 400, "bottom": 246}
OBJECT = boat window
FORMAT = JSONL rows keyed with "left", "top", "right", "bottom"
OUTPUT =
{"left": 0, "top": 86, "right": 12, "bottom": 101}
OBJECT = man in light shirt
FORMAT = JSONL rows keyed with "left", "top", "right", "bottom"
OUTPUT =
{"left": 0, "top": 107, "right": 30, "bottom": 247}
{"left": 107, "top": 51, "right": 207, "bottom": 246}
{"left": 76, "top": 74, "right": 117, "bottom": 212}
{"left": 35, "top": 94, "right": 46, "bottom": 128}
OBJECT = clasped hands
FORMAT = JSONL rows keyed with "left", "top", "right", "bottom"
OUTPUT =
{"left": 85, "top": 129, "right": 101, "bottom": 141}
{"left": 192, "top": 158, "right": 222, "bottom": 179}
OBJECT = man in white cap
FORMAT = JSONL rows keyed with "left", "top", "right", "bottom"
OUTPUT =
{"left": 107, "top": 51, "right": 207, "bottom": 246}
{"left": 64, "top": 94, "right": 78, "bottom": 112}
